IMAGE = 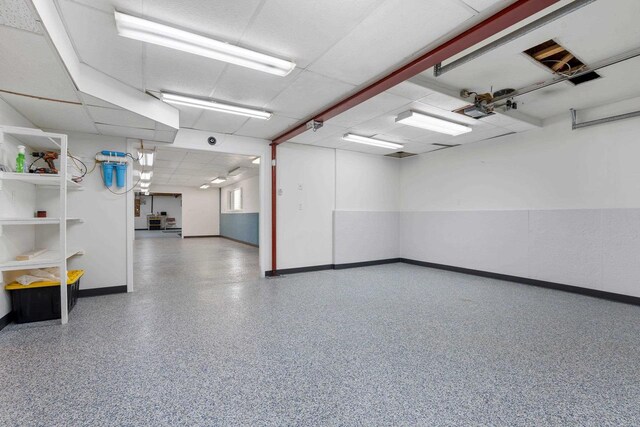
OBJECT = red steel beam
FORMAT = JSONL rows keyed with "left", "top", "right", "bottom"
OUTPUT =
{"left": 269, "top": 0, "right": 561, "bottom": 275}
{"left": 271, "top": 0, "right": 561, "bottom": 145}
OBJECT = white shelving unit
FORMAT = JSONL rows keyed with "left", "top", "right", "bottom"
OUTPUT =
{"left": 0, "top": 125, "right": 83, "bottom": 325}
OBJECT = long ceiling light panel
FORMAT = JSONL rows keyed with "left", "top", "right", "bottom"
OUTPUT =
{"left": 342, "top": 133, "right": 403, "bottom": 149}
{"left": 161, "top": 93, "right": 272, "bottom": 120}
{"left": 114, "top": 11, "right": 296, "bottom": 76}
{"left": 395, "top": 111, "right": 471, "bottom": 136}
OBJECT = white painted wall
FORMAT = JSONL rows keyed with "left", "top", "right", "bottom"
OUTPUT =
{"left": 61, "top": 133, "right": 129, "bottom": 291}
{"left": 277, "top": 143, "right": 335, "bottom": 269}
{"left": 149, "top": 184, "right": 219, "bottom": 237}
{"left": 335, "top": 150, "right": 400, "bottom": 211}
{"left": 0, "top": 99, "right": 38, "bottom": 319}
{"left": 399, "top": 98, "right": 640, "bottom": 297}
{"left": 134, "top": 194, "right": 182, "bottom": 229}
{"left": 220, "top": 175, "right": 259, "bottom": 214}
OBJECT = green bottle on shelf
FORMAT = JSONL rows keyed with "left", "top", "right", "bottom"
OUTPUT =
{"left": 16, "top": 145, "right": 26, "bottom": 173}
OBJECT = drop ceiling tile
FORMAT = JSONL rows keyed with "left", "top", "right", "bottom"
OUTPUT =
{"left": 269, "top": 71, "right": 355, "bottom": 120}
{"left": 144, "top": 44, "right": 227, "bottom": 95}
{"left": 212, "top": 67, "right": 303, "bottom": 108}
{"left": 329, "top": 92, "right": 411, "bottom": 127}
{"left": 385, "top": 81, "right": 435, "bottom": 101}
{"left": 193, "top": 110, "right": 249, "bottom": 134}
{"left": 401, "top": 141, "right": 444, "bottom": 154}
{"left": 155, "top": 159, "right": 181, "bottom": 169}
{"left": 459, "top": 0, "right": 505, "bottom": 12}
{"left": 0, "top": 93, "right": 96, "bottom": 133}
{"left": 234, "top": 114, "right": 298, "bottom": 140}
{"left": 87, "top": 106, "right": 156, "bottom": 129}
{"left": 143, "top": 0, "right": 262, "bottom": 43}
{"left": 0, "top": 0, "right": 42, "bottom": 33}
{"left": 308, "top": 0, "right": 472, "bottom": 85}
{"left": 156, "top": 149, "right": 187, "bottom": 161}
{"left": 182, "top": 151, "right": 224, "bottom": 164}
{"left": 65, "top": 0, "right": 142, "bottom": 14}
{"left": 0, "top": 27, "right": 79, "bottom": 101}
{"left": 419, "top": 91, "right": 471, "bottom": 111}
{"left": 241, "top": 0, "right": 385, "bottom": 69}
{"left": 346, "top": 114, "right": 398, "bottom": 136}
{"left": 95, "top": 123, "right": 155, "bottom": 139}
{"left": 58, "top": 0, "right": 144, "bottom": 89}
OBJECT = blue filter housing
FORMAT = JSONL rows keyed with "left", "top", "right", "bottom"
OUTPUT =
{"left": 102, "top": 162, "right": 115, "bottom": 187}
{"left": 115, "top": 163, "right": 127, "bottom": 188}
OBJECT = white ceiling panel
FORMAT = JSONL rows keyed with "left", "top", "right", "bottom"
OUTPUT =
{"left": 143, "top": 0, "right": 262, "bottom": 44}
{"left": 419, "top": 91, "right": 471, "bottom": 111}
{"left": 156, "top": 149, "right": 186, "bottom": 162}
{"left": 308, "top": 0, "right": 473, "bottom": 85}
{"left": 0, "top": 93, "right": 96, "bottom": 133}
{"left": 212, "top": 67, "right": 303, "bottom": 109}
{"left": 154, "top": 159, "right": 180, "bottom": 169}
{"left": 87, "top": 105, "right": 156, "bottom": 129}
{"left": 269, "top": 71, "right": 355, "bottom": 120}
{"left": 95, "top": 123, "right": 155, "bottom": 139}
{"left": 329, "top": 92, "right": 411, "bottom": 127}
{"left": 0, "top": 26, "right": 78, "bottom": 101}
{"left": 459, "top": 0, "right": 506, "bottom": 12}
{"left": 58, "top": 0, "right": 144, "bottom": 89}
{"left": 64, "top": 0, "right": 142, "bottom": 14}
{"left": 193, "top": 111, "right": 249, "bottom": 134}
{"left": 234, "top": 114, "right": 298, "bottom": 140}
{"left": 241, "top": 0, "right": 385, "bottom": 69}
{"left": 144, "top": 44, "right": 228, "bottom": 95}
{"left": 0, "top": 0, "right": 41, "bottom": 33}
{"left": 386, "top": 81, "right": 435, "bottom": 101}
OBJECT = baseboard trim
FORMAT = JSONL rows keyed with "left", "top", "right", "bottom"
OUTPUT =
{"left": 400, "top": 258, "right": 640, "bottom": 306}
{"left": 183, "top": 235, "right": 220, "bottom": 238}
{"left": 79, "top": 285, "right": 128, "bottom": 298}
{"left": 219, "top": 235, "right": 259, "bottom": 248}
{"left": 266, "top": 264, "right": 334, "bottom": 276}
{"left": 265, "top": 258, "right": 401, "bottom": 276}
{"left": 0, "top": 312, "right": 12, "bottom": 331}
{"left": 334, "top": 258, "right": 402, "bottom": 270}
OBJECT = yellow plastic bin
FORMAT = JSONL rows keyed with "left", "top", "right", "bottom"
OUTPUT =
{"left": 5, "top": 270, "right": 84, "bottom": 323}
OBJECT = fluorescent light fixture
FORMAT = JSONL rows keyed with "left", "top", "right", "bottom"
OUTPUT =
{"left": 395, "top": 110, "right": 471, "bottom": 136}
{"left": 252, "top": 157, "right": 260, "bottom": 165}
{"left": 139, "top": 151, "right": 154, "bottom": 167}
{"left": 228, "top": 167, "right": 244, "bottom": 177}
{"left": 211, "top": 177, "right": 227, "bottom": 184}
{"left": 140, "top": 172, "right": 153, "bottom": 181}
{"left": 342, "top": 133, "right": 403, "bottom": 150}
{"left": 140, "top": 182, "right": 150, "bottom": 188}
{"left": 200, "top": 184, "right": 210, "bottom": 189}
{"left": 161, "top": 92, "right": 272, "bottom": 120}
{"left": 143, "top": 190, "right": 149, "bottom": 195}
{"left": 114, "top": 11, "right": 296, "bottom": 76}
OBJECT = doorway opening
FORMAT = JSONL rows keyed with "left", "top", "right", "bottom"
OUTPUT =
{"left": 131, "top": 145, "right": 261, "bottom": 292}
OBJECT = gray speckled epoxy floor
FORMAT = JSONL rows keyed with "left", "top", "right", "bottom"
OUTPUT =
{"left": 1, "top": 237, "right": 640, "bottom": 426}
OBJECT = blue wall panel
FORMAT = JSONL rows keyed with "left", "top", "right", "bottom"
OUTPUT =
{"left": 220, "top": 213, "right": 259, "bottom": 246}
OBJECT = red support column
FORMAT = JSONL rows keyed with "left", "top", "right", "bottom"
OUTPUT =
{"left": 270, "top": 143, "right": 277, "bottom": 275}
